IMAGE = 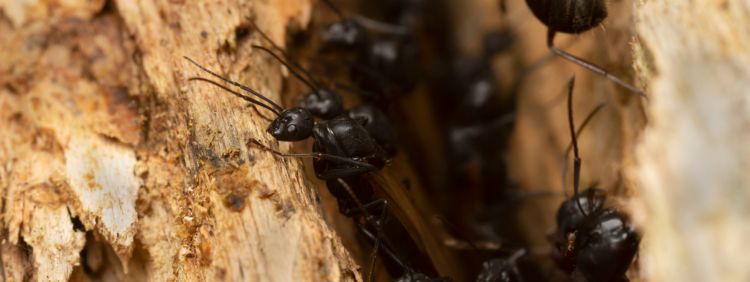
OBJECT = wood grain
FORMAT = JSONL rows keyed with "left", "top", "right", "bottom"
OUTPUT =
{"left": 0, "top": 1, "right": 361, "bottom": 281}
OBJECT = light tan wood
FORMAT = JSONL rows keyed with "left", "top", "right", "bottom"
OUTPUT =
{"left": 0, "top": 0, "right": 362, "bottom": 281}
{"left": 633, "top": 1, "right": 750, "bottom": 281}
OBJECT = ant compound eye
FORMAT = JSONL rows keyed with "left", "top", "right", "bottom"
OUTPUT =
{"left": 287, "top": 124, "right": 297, "bottom": 134}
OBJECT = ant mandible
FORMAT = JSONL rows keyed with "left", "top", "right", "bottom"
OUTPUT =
{"left": 503, "top": 0, "right": 646, "bottom": 97}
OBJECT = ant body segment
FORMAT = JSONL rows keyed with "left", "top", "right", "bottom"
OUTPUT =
{"left": 550, "top": 77, "right": 641, "bottom": 281}
{"left": 507, "top": 0, "right": 646, "bottom": 96}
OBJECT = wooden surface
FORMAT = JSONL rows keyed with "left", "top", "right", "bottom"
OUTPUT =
{"left": 0, "top": 1, "right": 363, "bottom": 281}
{"left": 633, "top": 1, "right": 750, "bottom": 281}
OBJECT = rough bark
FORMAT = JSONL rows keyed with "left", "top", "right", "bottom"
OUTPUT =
{"left": 0, "top": 0, "right": 364, "bottom": 281}
{"left": 633, "top": 1, "right": 750, "bottom": 281}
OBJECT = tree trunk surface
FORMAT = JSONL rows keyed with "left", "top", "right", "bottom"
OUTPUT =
{"left": 633, "top": 1, "right": 750, "bottom": 281}
{"left": 0, "top": 1, "right": 365, "bottom": 281}
{"left": 2, "top": 0, "right": 748, "bottom": 281}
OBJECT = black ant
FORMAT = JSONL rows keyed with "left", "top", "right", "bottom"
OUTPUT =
{"left": 316, "top": 0, "right": 421, "bottom": 94}
{"left": 550, "top": 76, "right": 641, "bottom": 281}
{"left": 183, "top": 56, "right": 422, "bottom": 281}
{"left": 506, "top": 0, "right": 646, "bottom": 96}
{"left": 250, "top": 24, "right": 400, "bottom": 155}
{"left": 183, "top": 55, "right": 387, "bottom": 197}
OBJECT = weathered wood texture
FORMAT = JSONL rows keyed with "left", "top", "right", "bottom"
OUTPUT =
{"left": 633, "top": 1, "right": 750, "bottom": 281}
{"left": 0, "top": 0, "right": 363, "bottom": 281}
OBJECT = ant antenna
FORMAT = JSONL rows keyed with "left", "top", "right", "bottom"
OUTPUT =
{"left": 252, "top": 45, "right": 322, "bottom": 94}
{"left": 248, "top": 139, "right": 379, "bottom": 171}
{"left": 187, "top": 77, "right": 281, "bottom": 116}
{"left": 561, "top": 101, "right": 607, "bottom": 197}
{"left": 249, "top": 22, "right": 324, "bottom": 89}
{"left": 565, "top": 76, "right": 587, "bottom": 216}
{"left": 184, "top": 56, "right": 285, "bottom": 113}
{"left": 547, "top": 31, "right": 647, "bottom": 98}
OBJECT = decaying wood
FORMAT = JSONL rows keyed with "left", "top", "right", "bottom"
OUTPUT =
{"left": 633, "top": 1, "right": 750, "bottom": 281}
{"left": 0, "top": 0, "right": 367, "bottom": 281}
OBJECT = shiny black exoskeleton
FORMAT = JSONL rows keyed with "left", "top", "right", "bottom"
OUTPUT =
{"left": 550, "top": 189, "right": 640, "bottom": 282}
{"left": 348, "top": 104, "right": 398, "bottom": 156}
{"left": 310, "top": 115, "right": 387, "bottom": 215}
{"left": 476, "top": 249, "right": 526, "bottom": 282}
{"left": 317, "top": 0, "right": 422, "bottom": 95}
{"left": 517, "top": 0, "right": 645, "bottom": 95}
{"left": 552, "top": 77, "right": 640, "bottom": 282}
{"left": 525, "top": 0, "right": 607, "bottom": 34}
{"left": 311, "top": 115, "right": 386, "bottom": 180}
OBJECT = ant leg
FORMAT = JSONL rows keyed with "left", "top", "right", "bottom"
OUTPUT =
{"left": 341, "top": 198, "right": 388, "bottom": 219}
{"left": 366, "top": 201, "right": 389, "bottom": 282}
{"left": 248, "top": 139, "right": 378, "bottom": 172}
{"left": 546, "top": 30, "right": 647, "bottom": 98}
{"left": 499, "top": 0, "right": 507, "bottom": 13}
{"left": 317, "top": 166, "right": 379, "bottom": 180}
{"left": 335, "top": 178, "right": 382, "bottom": 227}
{"left": 358, "top": 222, "right": 414, "bottom": 275}
{"left": 564, "top": 77, "right": 587, "bottom": 216}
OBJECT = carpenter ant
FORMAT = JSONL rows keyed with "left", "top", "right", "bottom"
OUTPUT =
{"left": 510, "top": 0, "right": 646, "bottom": 96}
{"left": 183, "top": 56, "right": 386, "bottom": 184}
{"left": 316, "top": 0, "right": 421, "bottom": 94}
{"left": 550, "top": 76, "right": 640, "bottom": 281}
{"left": 184, "top": 56, "right": 423, "bottom": 280}
{"left": 250, "top": 24, "right": 401, "bottom": 155}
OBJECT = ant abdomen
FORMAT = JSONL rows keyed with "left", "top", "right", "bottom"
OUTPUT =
{"left": 525, "top": 0, "right": 608, "bottom": 33}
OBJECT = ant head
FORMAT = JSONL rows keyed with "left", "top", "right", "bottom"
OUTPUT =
{"left": 266, "top": 107, "right": 314, "bottom": 141}
{"left": 573, "top": 209, "right": 639, "bottom": 281}
{"left": 556, "top": 188, "right": 606, "bottom": 234}
{"left": 298, "top": 88, "right": 344, "bottom": 119}
{"left": 320, "top": 19, "right": 369, "bottom": 52}
{"left": 525, "top": 0, "right": 607, "bottom": 34}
